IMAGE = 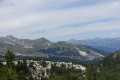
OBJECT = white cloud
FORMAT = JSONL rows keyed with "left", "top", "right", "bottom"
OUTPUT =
{"left": 111, "top": 32, "right": 119, "bottom": 37}
{"left": 36, "top": 20, "right": 120, "bottom": 38}
{"left": 0, "top": 0, "right": 120, "bottom": 40}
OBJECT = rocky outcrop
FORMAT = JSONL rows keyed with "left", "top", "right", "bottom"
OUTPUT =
{"left": 1, "top": 60, "right": 86, "bottom": 80}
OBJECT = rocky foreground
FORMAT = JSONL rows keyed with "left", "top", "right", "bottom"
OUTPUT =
{"left": 2, "top": 60, "right": 86, "bottom": 80}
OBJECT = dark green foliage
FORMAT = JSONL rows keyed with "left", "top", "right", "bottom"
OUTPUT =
{"left": 17, "top": 71, "right": 27, "bottom": 80}
{"left": 0, "top": 50, "right": 18, "bottom": 80}
{"left": 0, "top": 50, "right": 31, "bottom": 80}
{"left": 0, "top": 61, "right": 3, "bottom": 67}
{"left": 29, "top": 62, "right": 34, "bottom": 68}
{"left": 100, "top": 70, "right": 120, "bottom": 80}
{"left": 41, "top": 60, "right": 47, "bottom": 67}
{"left": 85, "top": 66, "right": 97, "bottom": 80}
{"left": 94, "top": 51, "right": 120, "bottom": 80}
{"left": 1, "top": 50, "right": 120, "bottom": 80}
{"left": 5, "top": 50, "right": 15, "bottom": 68}
{"left": 47, "top": 63, "right": 84, "bottom": 80}
{"left": 0, "top": 66, "right": 18, "bottom": 80}
{"left": 46, "top": 73, "right": 79, "bottom": 80}
{"left": 50, "top": 64, "right": 68, "bottom": 76}
{"left": 96, "top": 51, "right": 120, "bottom": 72}
{"left": 29, "top": 75, "right": 34, "bottom": 80}
{"left": 16, "top": 59, "right": 31, "bottom": 79}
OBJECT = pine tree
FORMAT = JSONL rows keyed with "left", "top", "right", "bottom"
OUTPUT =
{"left": 0, "top": 50, "right": 18, "bottom": 80}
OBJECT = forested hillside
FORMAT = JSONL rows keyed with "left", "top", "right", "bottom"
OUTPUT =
{"left": 0, "top": 50, "right": 120, "bottom": 80}
{"left": 96, "top": 51, "right": 120, "bottom": 72}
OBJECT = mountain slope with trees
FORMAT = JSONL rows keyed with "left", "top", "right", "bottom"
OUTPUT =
{"left": 0, "top": 35, "right": 108, "bottom": 63}
{"left": 0, "top": 50, "right": 120, "bottom": 80}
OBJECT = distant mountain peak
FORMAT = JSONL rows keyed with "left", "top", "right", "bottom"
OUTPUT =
{"left": 7, "top": 35, "right": 15, "bottom": 37}
{"left": 40, "top": 37, "right": 48, "bottom": 41}
{"left": 67, "top": 37, "right": 120, "bottom": 53}
{"left": 34, "top": 37, "right": 50, "bottom": 43}
{"left": 6, "top": 35, "right": 18, "bottom": 40}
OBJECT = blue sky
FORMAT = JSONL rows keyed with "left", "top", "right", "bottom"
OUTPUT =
{"left": 0, "top": 0, "right": 120, "bottom": 41}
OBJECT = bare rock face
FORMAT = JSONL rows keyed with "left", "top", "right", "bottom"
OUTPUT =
{"left": 7, "top": 35, "right": 16, "bottom": 41}
{"left": 0, "top": 35, "right": 32, "bottom": 48}
{"left": 0, "top": 35, "right": 50, "bottom": 48}
{"left": 113, "top": 51, "right": 120, "bottom": 58}
{"left": 26, "top": 60, "right": 86, "bottom": 79}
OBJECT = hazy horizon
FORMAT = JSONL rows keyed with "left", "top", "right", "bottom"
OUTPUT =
{"left": 1, "top": 34, "right": 120, "bottom": 42}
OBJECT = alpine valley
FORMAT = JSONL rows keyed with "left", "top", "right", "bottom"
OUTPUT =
{"left": 0, "top": 35, "right": 108, "bottom": 63}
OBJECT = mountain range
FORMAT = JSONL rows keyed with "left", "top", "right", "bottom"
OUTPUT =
{"left": 0, "top": 35, "right": 108, "bottom": 63}
{"left": 67, "top": 37, "right": 120, "bottom": 53}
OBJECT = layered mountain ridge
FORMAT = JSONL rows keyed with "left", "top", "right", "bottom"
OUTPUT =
{"left": 67, "top": 37, "right": 120, "bottom": 53}
{"left": 0, "top": 35, "right": 51, "bottom": 49}
{"left": 0, "top": 35, "right": 108, "bottom": 63}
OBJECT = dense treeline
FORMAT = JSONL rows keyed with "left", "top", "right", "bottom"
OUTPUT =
{"left": 85, "top": 66, "right": 120, "bottom": 80}
{"left": 95, "top": 51, "right": 120, "bottom": 74}
{"left": 0, "top": 50, "right": 32, "bottom": 80}
{"left": 45, "top": 63, "right": 85, "bottom": 80}
{"left": 87, "top": 51, "right": 120, "bottom": 80}
{"left": 0, "top": 50, "right": 120, "bottom": 80}
{"left": 0, "top": 50, "right": 85, "bottom": 80}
